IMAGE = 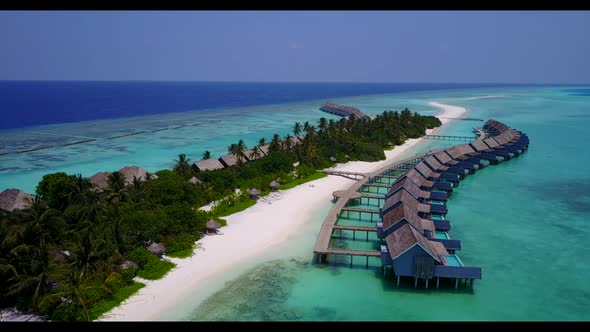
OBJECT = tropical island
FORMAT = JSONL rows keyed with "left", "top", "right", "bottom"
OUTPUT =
{"left": 0, "top": 107, "right": 440, "bottom": 321}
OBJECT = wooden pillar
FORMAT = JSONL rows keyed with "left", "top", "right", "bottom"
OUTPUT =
{"left": 350, "top": 255, "right": 353, "bottom": 268}
{"left": 366, "top": 231, "right": 369, "bottom": 241}
{"left": 436, "top": 277, "right": 440, "bottom": 289}
{"left": 425, "top": 279, "right": 429, "bottom": 289}
{"left": 366, "top": 256, "right": 369, "bottom": 269}
{"left": 397, "top": 276, "right": 400, "bottom": 286}
{"left": 470, "top": 279, "right": 474, "bottom": 287}
{"left": 414, "top": 278, "right": 418, "bottom": 288}
{"left": 455, "top": 278, "right": 459, "bottom": 289}
{"left": 353, "top": 230, "right": 355, "bottom": 240}
{"left": 339, "top": 230, "right": 342, "bottom": 239}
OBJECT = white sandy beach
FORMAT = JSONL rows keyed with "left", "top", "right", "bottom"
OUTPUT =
{"left": 99, "top": 102, "right": 467, "bottom": 321}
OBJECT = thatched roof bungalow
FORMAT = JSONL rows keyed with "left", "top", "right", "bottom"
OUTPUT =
{"left": 248, "top": 188, "right": 261, "bottom": 199}
{"left": 193, "top": 158, "right": 225, "bottom": 172}
{"left": 89, "top": 171, "right": 111, "bottom": 192}
{"left": 118, "top": 166, "right": 149, "bottom": 185}
{"left": 147, "top": 242, "right": 166, "bottom": 257}
{"left": 269, "top": 180, "right": 280, "bottom": 191}
{"left": 381, "top": 189, "right": 431, "bottom": 217}
{"left": 0, "top": 189, "right": 33, "bottom": 212}
{"left": 218, "top": 154, "right": 241, "bottom": 168}
{"left": 379, "top": 203, "right": 435, "bottom": 239}
{"left": 206, "top": 219, "right": 222, "bottom": 234}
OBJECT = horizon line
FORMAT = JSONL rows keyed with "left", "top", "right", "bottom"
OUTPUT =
{"left": 0, "top": 79, "right": 588, "bottom": 85}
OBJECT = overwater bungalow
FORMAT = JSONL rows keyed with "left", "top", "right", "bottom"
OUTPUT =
{"left": 385, "top": 176, "right": 448, "bottom": 202}
{"left": 482, "top": 138, "right": 515, "bottom": 159}
{"left": 433, "top": 150, "right": 478, "bottom": 174}
{"left": 448, "top": 144, "right": 495, "bottom": 166}
{"left": 444, "top": 145, "right": 488, "bottom": 169}
{"left": 468, "top": 140, "right": 506, "bottom": 164}
{"left": 320, "top": 102, "right": 371, "bottom": 120}
{"left": 423, "top": 155, "right": 469, "bottom": 178}
{"left": 405, "top": 168, "right": 454, "bottom": 192}
{"left": 414, "top": 161, "right": 460, "bottom": 184}
{"left": 377, "top": 203, "right": 435, "bottom": 238}
{"left": 385, "top": 177, "right": 448, "bottom": 214}
{"left": 0, "top": 188, "right": 33, "bottom": 212}
{"left": 380, "top": 224, "right": 479, "bottom": 288}
{"left": 380, "top": 189, "right": 434, "bottom": 218}
{"left": 192, "top": 158, "right": 225, "bottom": 172}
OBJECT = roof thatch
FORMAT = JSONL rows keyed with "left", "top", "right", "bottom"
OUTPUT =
{"left": 245, "top": 148, "right": 263, "bottom": 161}
{"left": 423, "top": 156, "right": 449, "bottom": 171}
{"left": 120, "top": 260, "right": 139, "bottom": 271}
{"left": 269, "top": 180, "right": 280, "bottom": 189}
{"left": 89, "top": 172, "right": 111, "bottom": 191}
{"left": 118, "top": 166, "right": 149, "bottom": 185}
{"left": 385, "top": 224, "right": 441, "bottom": 262}
{"left": 188, "top": 176, "right": 202, "bottom": 184}
{"left": 381, "top": 203, "right": 434, "bottom": 235}
{"left": 415, "top": 162, "right": 440, "bottom": 179}
{"left": 258, "top": 144, "right": 270, "bottom": 156}
{"left": 147, "top": 242, "right": 166, "bottom": 257}
{"left": 382, "top": 189, "right": 430, "bottom": 215}
{"left": 405, "top": 169, "right": 434, "bottom": 188}
{"left": 0, "top": 189, "right": 33, "bottom": 212}
{"left": 206, "top": 219, "right": 222, "bottom": 230}
{"left": 218, "top": 154, "right": 240, "bottom": 168}
{"left": 248, "top": 188, "right": 261, "bottom": 196}
{"left": 193, "top": 158, "right": 225, "bottom": 171}
{"left": 470, "top": 140, "right": 492, "bottom": 152}
{"left": 387, "top": 177, "right": 430, "bottom": 200}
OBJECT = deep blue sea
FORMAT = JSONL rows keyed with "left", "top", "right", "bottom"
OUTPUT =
{"left": 0, "top": 81, "right": 522, "bottom": 130}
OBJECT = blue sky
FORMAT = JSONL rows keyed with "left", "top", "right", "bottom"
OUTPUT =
{"left": 0, "top": 11, "right": 589, "bottom": 83}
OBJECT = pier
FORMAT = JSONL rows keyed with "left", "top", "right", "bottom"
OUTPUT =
{"left": 424, "top": 134, "right": 476, "bottom": 142}
{"left": 313, "top": 119, "right": 529, "bottom": 290}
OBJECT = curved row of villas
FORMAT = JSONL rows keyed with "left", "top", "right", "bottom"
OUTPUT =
{"left": 376, "top": 119, "right": 529, "bottom": 288}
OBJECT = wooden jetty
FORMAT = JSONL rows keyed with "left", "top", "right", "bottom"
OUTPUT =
{"left": 424, "top": 134, "right": 476, "bottom": 142}
{"left": 313, "top": 153, "right": 431, "bottom": 263}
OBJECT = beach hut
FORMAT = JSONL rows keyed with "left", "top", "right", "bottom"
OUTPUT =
{"left": 381, "top": 189, "right": 431, "bottom": 218}
{"left": 193, "top": 158, "right": 225, "bottom": 172}
{"left": 269, "top": 180, "right": 280, "bottom": 191}
{"left": 329, "top": 156, "right": 337, "bottom": 162}
{"left": 248, "top": 188, "right": 261, "bottom": 199}
{"left": 188, "top": 176, "right": 202, "bottom": 185}
{"left": 0, "top": 188, "right": 33, "bottom": 212}
{"left": 378, "top": 203, "right": 436, "bottom": 239}
{"left": 206, "top": 219, "right": 222, "bottom": 235}
{"left": 218, "top": 154, "right": 241, "bottom": 168}
{"left": 120, "top": 260, "right": 139, "bottom": 271}
{"left": 118, "top": 166, "right": 149, "bottom": 185}
{"left": 147, "top": 242, "right": 166, "bottom": 257}
{"left": 89, "top": 171, "right": 111, "bottom": 193}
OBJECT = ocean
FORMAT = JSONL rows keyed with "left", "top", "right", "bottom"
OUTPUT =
{"left": 1, "top": 82, "right": 589, "bottom": 321}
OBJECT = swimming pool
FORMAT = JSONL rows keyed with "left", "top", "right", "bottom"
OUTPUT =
{"left": 444, "top": 255, "right": 464, "bottom": 267}
{"left": 435, "top": 231, "right": 450, "bottom": 240}
{"left": 430, "top": 215, "right": 445, "bottom": 221}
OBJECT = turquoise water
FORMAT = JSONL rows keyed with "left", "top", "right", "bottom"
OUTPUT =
{"left": 3, "top": 85, "right": 589, "bottom": 320}
{"left": 445, "top": 255, "right": 463, "bottom": 267}
{"left": 182, "top": 86, "right": 590, "bottom": 321}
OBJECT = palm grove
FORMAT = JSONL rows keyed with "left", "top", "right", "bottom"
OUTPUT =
{"left": 0, "top": 109, "right": 440, "bottom": 320}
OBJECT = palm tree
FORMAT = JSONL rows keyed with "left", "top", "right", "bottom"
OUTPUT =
{"left": 22, "top": 196, "right": 64, "bottom": 250}
{"left": 283, "top": 134, "right": 293, "bottom": 150}
{"left": 107, "top": 172, "right": 126, "bottom": 193}
{"left": 202, "top": 150, "right": 211, "bottom": 160}
{"left": 69, "top": 174, "right": 91, "bottom": 204}
{"left": 229, "top": 139, "right": 247, "bottom": 164}
{"left": 269, "top": 134, "right": 282, "bottom": 152}
{"left": 293, "top": 122, "right": 301, "bottom": 137}
{"left": 318, "top": 117, "right": 327, "bottom": 133}
{"left": 173, "top": 153, "right": 192, "bottom": 178}
{"left": 249, "top": 146, "right": 262, "bottom": 160}
{"left": 258, "top": 137, "right": 266, "bottom": 147}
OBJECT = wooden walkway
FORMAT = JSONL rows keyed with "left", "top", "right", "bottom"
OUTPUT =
{"left": 424, "top": 134, "right": 476, "bottom": 142}
{"left": 313, "top": 152, "right": 432, "bottom": 259}
{"left": 333, "top": 225, "right": 376, "bottom": 232}
{"left": 341, "top": 207, "right": 380, "bottom": 214}
{"left": 321, "top": 170, "right": 366, "bottom": 180}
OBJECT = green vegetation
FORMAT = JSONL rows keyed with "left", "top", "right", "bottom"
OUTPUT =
{"left": 86, "top": 282, "right": 145, "bottom": 321}
{"left": 278, "top": 171, "right": 327, "bottom": 190}
{"left": 0, "top": 108, "right": 440, "bottom": 321}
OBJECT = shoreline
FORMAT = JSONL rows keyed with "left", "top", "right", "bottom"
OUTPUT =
{"left": 98, "top": 101, "right": 467, "bottom": 321}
